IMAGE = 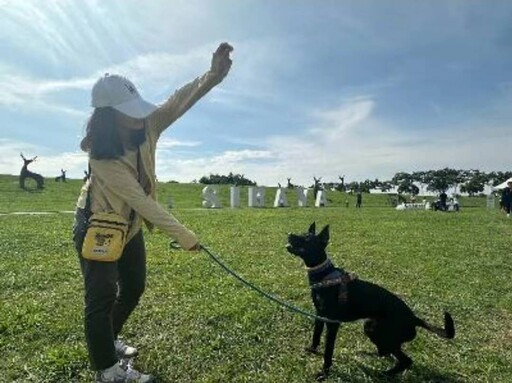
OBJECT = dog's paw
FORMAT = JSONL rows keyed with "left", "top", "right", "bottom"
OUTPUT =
{"left": 305, "top": 346, "right": 322, "bottom": 356}
{"left": 383, "top": 358, "right": 412, "bottom": 376}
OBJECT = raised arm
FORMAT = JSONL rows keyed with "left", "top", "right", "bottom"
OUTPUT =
{"left": 148, "top": 42, "right": 233, "bottom": 137}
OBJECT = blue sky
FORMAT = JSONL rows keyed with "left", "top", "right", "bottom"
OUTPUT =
{"left": 1, "top": 0, "right": 511, "bottom": 186}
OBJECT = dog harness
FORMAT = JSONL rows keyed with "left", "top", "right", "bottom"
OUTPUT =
{"left": 307, "top": 258, "right": 357, "bottom": 303}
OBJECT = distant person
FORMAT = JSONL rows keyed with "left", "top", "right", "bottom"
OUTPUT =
{"left": 451, "top": 197, "right": 460, "bottom": 212}
{"left": 439, "top": 191, "right": 448, "bottom": 211}
{"left": 356, "top": 190, "right": 362, "bottom": 208}
{"left": 73, "top": 43, "right": 233, "bottom": 383}
{"left": 501, "top": 181, "right": 512, "bottom": 217}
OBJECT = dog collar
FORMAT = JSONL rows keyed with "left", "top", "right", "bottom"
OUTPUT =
{"left": 307, "top": 258, "right": 337, "bottom": 284}
{"left": 305, "top": 258, "right": 331, "bottom": 273}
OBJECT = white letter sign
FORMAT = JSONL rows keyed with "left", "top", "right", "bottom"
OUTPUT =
{"left": 248, "top": 186, "right": 265, "bottom": 207}
{"left": 296, "top": 187, "right": 308, "bottom": 207}
{"left": 273, "top": 187, "right": 289, "bottom": 207}
{"left": 315, "top": 190, "right": 327, "bottom": 207}
{"left": 202, "top": 186, "right": 221, "bottom": 208}
{"left": 230, "top": 186, "right": 240, "bottom": 208}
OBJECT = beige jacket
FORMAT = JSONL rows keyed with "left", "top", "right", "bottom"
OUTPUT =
{"left": 76, "top": 69, "right": 225, "bottom": 250}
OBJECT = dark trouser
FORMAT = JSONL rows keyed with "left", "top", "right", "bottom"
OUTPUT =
{"left": 74, "top": 225, "right": 146, "bottom": 370}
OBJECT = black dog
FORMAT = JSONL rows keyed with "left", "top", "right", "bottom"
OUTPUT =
{"left": 286, "top": 223, "right": 455, "bottom": 380}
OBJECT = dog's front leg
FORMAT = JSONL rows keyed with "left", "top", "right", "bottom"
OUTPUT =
{"left": 305, "top": 319, "right": 324, "bottom": 355}
{"left": 316, "top": 323, "right": 340, "bottom": 381}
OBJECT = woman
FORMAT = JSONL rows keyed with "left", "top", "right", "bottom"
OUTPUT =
{"left": 73, "top": 42, "right": 233, "bottom": 383}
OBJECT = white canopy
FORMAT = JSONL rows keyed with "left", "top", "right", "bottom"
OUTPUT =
{"left": 493, "top": 178, "right": 512, "bottom": 190}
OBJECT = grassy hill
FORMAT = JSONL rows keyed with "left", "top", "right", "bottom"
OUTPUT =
{"left": 0, "top": 174, "right": 488, "bottom": 214}
{"left": 0, "top": 174, "right": 510, "bottom": 382}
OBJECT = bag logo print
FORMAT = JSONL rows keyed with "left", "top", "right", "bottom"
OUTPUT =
{"left": 95, "top": 232, "right": 114, "bottom": 246}
{"left": 92, "top": 233, "right": 115, "bottom": 255}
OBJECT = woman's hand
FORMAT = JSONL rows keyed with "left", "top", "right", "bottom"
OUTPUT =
{"left": 211, "top": 42, "right": 233, "bottom": 78}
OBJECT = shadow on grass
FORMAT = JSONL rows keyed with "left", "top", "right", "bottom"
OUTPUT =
{"left": 328, "top": 362, "right": 467, "bottom": 383}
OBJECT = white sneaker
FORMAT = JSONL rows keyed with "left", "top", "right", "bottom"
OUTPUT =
{"left": 115, "top": 339, "right": 138, "bottom": 359}
{"left": 95, "top": 362, "right": 126, "bottom": 383}
{"left": 95, "top": 362, "right": 155, "bottom": 383}
{"left": 125, "top": 365, "right": 155, "bottom": 383}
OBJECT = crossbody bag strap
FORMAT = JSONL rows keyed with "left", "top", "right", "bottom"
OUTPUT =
{"left": 85, "top": 162, "right": 92, "bottom": 214}
{"left": 128, "top": 147, "right": 141, "bottom": 223}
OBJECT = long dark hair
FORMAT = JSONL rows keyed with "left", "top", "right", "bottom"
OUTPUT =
{"left": 80, "top": 107, "right": 146, "bottom": 159}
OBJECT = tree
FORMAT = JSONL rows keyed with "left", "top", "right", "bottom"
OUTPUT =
{"left": 391, "top": 172, "right": 418, "bottom": 195}
{"left": 359, "top": 180, "right": 372, "bottom": 193}
{"left": 459, "top": 170, "right": 487, "bottom": 196}
{"left": 411, "top": 171, "right": 428, "bottom": 194}
{"left": 379, "top": 181, "right": 394, "bottom": 192}
{"left": 423, "top": 168, "right": 460, "bottom": 193}
{"left": 460, "top": 170, "right": 487, "bottom": 197}
{"left": 345, "top": 181, "right": 358, "bottom": 193}
{"left": 199, "top": 172, "right": 256, "bottom": 186}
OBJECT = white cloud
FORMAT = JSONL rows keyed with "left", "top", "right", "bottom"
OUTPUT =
{"left": 210, "top": 150, "right": 274, "bottom": 164}
{"left": 309, "top": 97, "right": 375, "bottom": 137}
{"left": 158, "top": 138, "right": 202, "bottom": 149}
{"left": 0, "top": 47, "right": 216, "bottom": 113}
{"left": 156, "top": 148, "right": 275, "bottom": 182}
{"left": 152, "top": 97, "right": 511, "bottom": 186}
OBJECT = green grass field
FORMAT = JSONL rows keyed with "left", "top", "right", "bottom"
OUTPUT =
{"left": 0, "top": 175, "right": 510, "bottom": 382}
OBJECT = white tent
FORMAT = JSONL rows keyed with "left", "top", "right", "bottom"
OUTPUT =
{"left": 493, "top": 178, "right": 512, "bottom": 190}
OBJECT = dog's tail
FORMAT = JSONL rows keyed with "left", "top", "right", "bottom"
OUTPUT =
{"left": 416, "top": 312, "right": 455, "bottom": 339}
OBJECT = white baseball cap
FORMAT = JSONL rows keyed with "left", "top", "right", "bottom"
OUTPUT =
{"left": 91, "top": 73, "right": 157, "bottom": 119}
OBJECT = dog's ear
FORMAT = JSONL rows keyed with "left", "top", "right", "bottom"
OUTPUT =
{"left": 308, "top": 222, "right": 316, "bottom": 234}
{"left": 318, "top": 225, "right": 330, "bottom": 244}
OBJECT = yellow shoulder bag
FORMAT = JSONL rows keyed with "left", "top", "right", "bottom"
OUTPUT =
{"left": 81, "top": 212, "right": 129, "bottom": 262}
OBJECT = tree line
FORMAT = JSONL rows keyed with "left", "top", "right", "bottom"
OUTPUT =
{"left": 346, "top": 169, "right": 512, "bottom": 195}
{"left": 198, "top": 172, "right": 256, "bottom": 186}
{"left": 198, "top": 168, "right": 512, "bottom": 196}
